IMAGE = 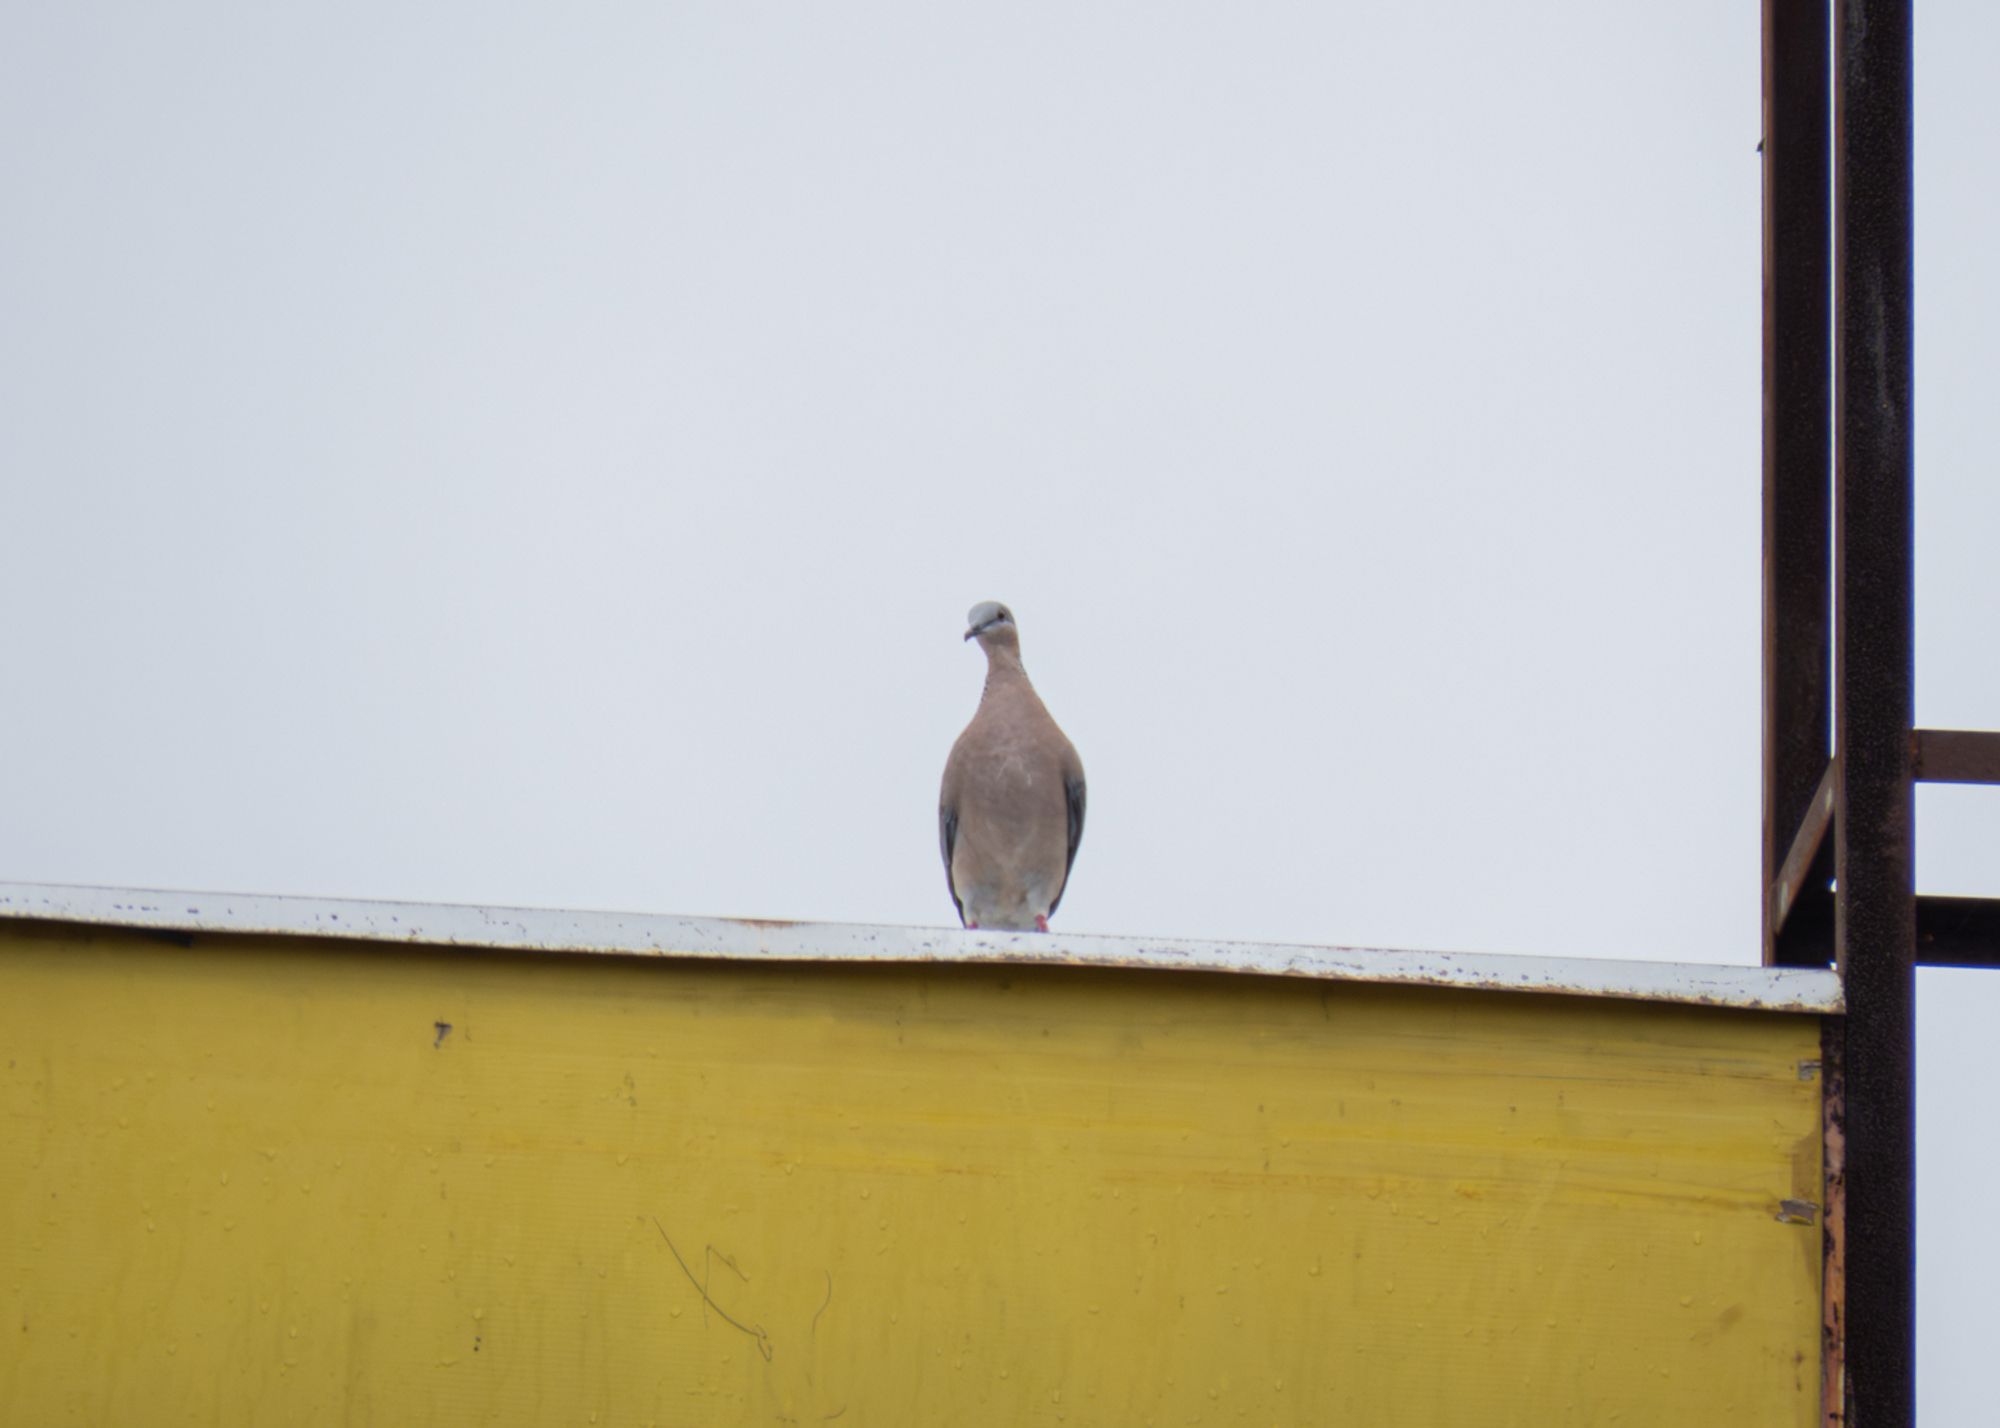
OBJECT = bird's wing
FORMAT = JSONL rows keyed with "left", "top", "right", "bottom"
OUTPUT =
{"left": 1046, "top": 753, "right": 1086, "bottom": 918}
{"left": 939, "top": 743, "right": 967, "bottom": 925}
{"left": 938, "top": 804, "right": 964, "bottom": 925}
{"left": 1064, "top": 771, "right": 1086, "bottom": 876}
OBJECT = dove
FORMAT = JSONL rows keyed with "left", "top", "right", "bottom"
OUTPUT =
{"left": 939, "top": 601, "right": 1086, "bottom": 932}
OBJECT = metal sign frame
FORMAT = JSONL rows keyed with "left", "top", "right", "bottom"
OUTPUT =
{"left": 1761, "top": 2, "right": 2000, "bottom": 1421}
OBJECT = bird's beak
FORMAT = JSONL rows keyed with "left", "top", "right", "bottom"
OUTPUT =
{"left": 963, "top": 626, "right": 980, "bottom": 641}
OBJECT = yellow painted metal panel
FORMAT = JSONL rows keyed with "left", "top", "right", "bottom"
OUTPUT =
{"left": 2, "top": 922, "right": 1822, "bottom": 1425}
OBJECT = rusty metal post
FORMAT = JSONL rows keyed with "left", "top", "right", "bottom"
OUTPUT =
{"left": 1833, "top": 0, "right": 1915, "bottom": 1421}
{"left": 1762, "top": 0, "right": 1833, "bottom": 969}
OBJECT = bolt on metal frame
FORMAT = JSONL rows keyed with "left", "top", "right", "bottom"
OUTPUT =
{"left": 1762, "top": 1, "right": 2000, "bottom": 1422}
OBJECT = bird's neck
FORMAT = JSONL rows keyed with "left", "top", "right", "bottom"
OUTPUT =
{"left": 982, "top": 647, "right": 1030, "bottom": 694}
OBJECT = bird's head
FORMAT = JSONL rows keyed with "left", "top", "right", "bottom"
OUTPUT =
{"left": 963, "top": 600, "right": 1019, "bottom": 650}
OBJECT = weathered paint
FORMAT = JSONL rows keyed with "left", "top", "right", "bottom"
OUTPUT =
{"left": 2, "top": 918, "right": 1822, "bottom": 1424}
{"left": 1820, "top": 1017, "right": 1849, "bottom": 1427}
{"left": 0, "top": 881, "right": 1843, "bottom": 1013}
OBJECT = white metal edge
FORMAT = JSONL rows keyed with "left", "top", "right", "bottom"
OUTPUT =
{"left": 0, "top": 880, "right": 1843, "bottom": 1014}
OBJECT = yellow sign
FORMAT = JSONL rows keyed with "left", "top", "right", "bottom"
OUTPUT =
{"left": 2, "top": 919, "right": 1822, "bottom": 1424}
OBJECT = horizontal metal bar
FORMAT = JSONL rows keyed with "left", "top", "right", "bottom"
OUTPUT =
{"left": 0, "top": 880, "right": 1846, "bottom": 1013}
{"left": 1913, "top": 728, "right": 2000, "bottom": 785}
{"left": 1771, "top": 759, "right": 1836, "bottom": 936}
{"left": 1915, "top": 895, "right": 2000, "bottom": 968}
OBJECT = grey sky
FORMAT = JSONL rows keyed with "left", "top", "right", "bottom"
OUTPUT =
{"left": 2, "top": 2, "right": 1993, "bottom": 1414}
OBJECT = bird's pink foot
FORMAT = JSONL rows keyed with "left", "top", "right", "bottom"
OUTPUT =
{"left": 968, "top": 920, "right": 979, "bottom": 930}
{"left": 1034, "top": 914, "right": 1049, "bottom": 932}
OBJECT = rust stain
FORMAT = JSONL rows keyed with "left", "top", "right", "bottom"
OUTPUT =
{"left": 1821, "top": 1018, "right": 1847, "bottom": 1428}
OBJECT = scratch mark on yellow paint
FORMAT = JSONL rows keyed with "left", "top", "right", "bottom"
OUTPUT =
{"left": 811, "top": 1270, "right": 833, "bottom": 1341}
{"left": 653, "top": 1219, "right": 773, "bottom": 1362}
{"left": 701, "top": 1243, "right": 751, "bottom": 1338}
